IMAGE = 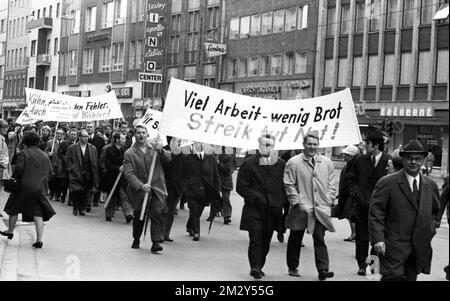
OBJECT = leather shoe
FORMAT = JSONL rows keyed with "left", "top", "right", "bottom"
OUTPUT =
{"left": 0, "top": 231, "right": 13, "bottom": 240}
{"left": 151, "top": 242, "right": 163, "bottom": 253}
{"left": 131, "top": 239, "right": 140, "bottom": 249}
{"left": 193, "top": 233, "right": 200, "bottom": 241}
{"left": 105, "top": 217, "right": 112, "bottom": 222}
{"left": 85, "top": 207, "right": 91, "bottom": 213}
{"left": 357, "top": 267, "right": 366, "bottom": 276}
{"left": 125, "top": 215, "right": 133, "bottom": 224}
{"left": 288, "top": 269, "right": 300, "bottom": 277}
{"left": 72, "top": 209, "right": 78, "bottom": 216}
{"left": 78, "top": 210, "right": 86, "bottom": 216}
{"left": 250, "top": 269, "right": 262, "bottom": 279}
{"left": 164, "top": 236, "right": 174, "bottom": 242}
{"left": 318, "top": 270, "right": 334, "bottom": 281}
{"left": 187, "top": 229, "right": 195, "bottom": 237}
{"left": 277, "top": 233, "right": 284, "bottom": 243}
{"left": 32, "top": 242, "right": 43, "bottom": 248}
{"left": 224, "top": 218, "right": 231, "bottom": 225}
{"left": 260, "top": 270, "right": 265, "bottom": 277}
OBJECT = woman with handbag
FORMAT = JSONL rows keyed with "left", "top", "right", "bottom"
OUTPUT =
{"left": 0, "top": 131, "right": 55, "bottom": 248}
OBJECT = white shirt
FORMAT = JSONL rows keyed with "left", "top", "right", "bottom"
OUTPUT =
{"left": 140, "top": 145, "right": 147, "bottom": 154}
{"left": 194, "top": 150, "right": 204, "bottom": 160}
{"left": 80, "top": 144, "right": 87, "bottom": 156}
{"left": 372, "top": 152, "right": 382, "bottom": 167}
{"left": 405, "top": 172, "right": 420, "bottom": 193}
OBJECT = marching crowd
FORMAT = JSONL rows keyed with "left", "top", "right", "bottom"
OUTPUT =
{"left": 0, "top": 117, "right": 448, "bottom": 281}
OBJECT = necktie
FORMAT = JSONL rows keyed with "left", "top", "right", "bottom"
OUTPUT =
{"left": 371, "top": 156, "right": 376, "bottom": 167}
{"left": 311, "top": 157, "right": 315, "bottom": 167}
{"left": 413, "top": 178, "right": 420, "bottom": 204}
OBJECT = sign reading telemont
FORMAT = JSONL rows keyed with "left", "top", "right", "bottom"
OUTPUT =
{"left": 204, "top": 42, "right": 227, "bottom": 58}
{"left": 159, "top": 79, "right": 362, "bottom": 150}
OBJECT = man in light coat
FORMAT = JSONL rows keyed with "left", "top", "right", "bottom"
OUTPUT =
{"left": 284, "top": 131, "right": 336, "bottom": 280}
{"left": 369, "top": 140, "right": 440, "bottom": 281}
{"left": 123, "top": 125, "right": 171, "bottom": 253}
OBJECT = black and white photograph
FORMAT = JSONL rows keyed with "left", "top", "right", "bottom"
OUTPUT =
{"left": 0, "top": 0, "right": 448, "bottom": 288}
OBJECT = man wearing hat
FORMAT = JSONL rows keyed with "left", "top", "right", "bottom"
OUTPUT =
{"left": 88, "top": 126, "right": 106, "bottom": 208}
{"left": 369, "top": 140, "right": 440, "bottom": 281}
{"left": 349, "top": 128, "right": 391, "bottom": 276}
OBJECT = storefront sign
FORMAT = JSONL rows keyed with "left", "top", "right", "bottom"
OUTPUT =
{"left": 63, "top": 91, "right": 91, "bottom": 97}
{"left": 380, "top": 105, "right": 434, "bottom": 117}
{"left": 204, "top": 43, "right": 227, "bottom": 58}
{"left": 86, "top": 32, "right": 110, "bottom": 43}
{"left": 241, "top": 86, "right": 281, "bottom": 95}
{"left": 144, "top": 0, "right": 168, "bottom": 72}
{"left": 290, "top": 81, "right": 311, "bottom": 89}
{"left": 138, "top": 72, "right": 163, "bottom": 83}
{"left": 113, "top": 87, "right": 133, "bottom": 98}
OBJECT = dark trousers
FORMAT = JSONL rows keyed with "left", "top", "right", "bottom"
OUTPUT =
{"left": 162, "top": 187, "right": 181, "bottom": 237}
{"left": 132, "top": 197, "right": 163, "bottom": 243}
{"left": 286, "top": 221, "right": 329, "bottom": 272}
{"left": 48, "top": 176, "right": 56, "bottom": 197}
{"left": 221, "top": 190, "right": 232, "bottom": 218}
{"left": 380, "top": 253, "right": 418, "bottom": 281}
{"left": 186, "top": 197, "right": 206, "bottom": 235}
{"left": 355, "top": 219, "right": 376, "bottom": 269}
{"left": 52, "top": 177, "right": 68, "bottom": 201}
{"left": 248, "top": 229, "right": 274, "bottom": 271}
{"left": 71, "top": 190, "right": 92, "bottom": 212}
{"left": 60, "top": 178, "right": 69, "bottom": 202}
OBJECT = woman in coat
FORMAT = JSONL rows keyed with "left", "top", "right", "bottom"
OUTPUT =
{"left": 0, "top": 131, "right": 55, "bottom": 248}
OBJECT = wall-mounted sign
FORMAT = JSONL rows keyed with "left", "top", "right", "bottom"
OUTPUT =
{"left": 241, "top": 86, "right": 281, "bottom": 95}
{"left": 63, "top": 91, "right": 91, "bottom": 97}
{"left": 86, "top": 32, "right": 110, "bottom": 43}
{"left": 204, "top": 43, "right": 227, "bottom": 58}
{"left": 144, "top": 0, "right": 168, "bottom": 76}
{"left": 290, "top": 81, "right": 311, "bottom": 89}
{"left": 138, "top": 72, "right": 163, "bottom": 83}
{"left": 113, "top": 87, "right": 133, "bottom": 98}
{"left": 146, "top": 61, "right": 156, "bottom": 72}
{"left": 380, "top": 105, "right": 434, "bottom": 118}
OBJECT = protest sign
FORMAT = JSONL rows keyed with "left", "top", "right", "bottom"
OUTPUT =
{"left": 24, "top": 88, "right": 124, "bottom": 122}
{"left": 16, "top": 107, "right": 40, "bottom": 125}
{"left": 159, "top": 79, "right": 362, "bottom": 150}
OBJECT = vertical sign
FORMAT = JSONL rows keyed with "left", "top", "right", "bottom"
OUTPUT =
{"left": 144, "top": 1, "right": 168, "bottom": 73}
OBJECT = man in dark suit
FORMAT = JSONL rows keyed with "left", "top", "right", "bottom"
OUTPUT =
{"left": 369, "top": 140, "right": 440, "bottom": 281}
{"left": 349, "top": 128, "right": 391, "bottom": 276}
{"left": 236, "top": 134, "right": 287, "bottom": 280}
{"left": 45, "top": 128, "right": 66, "bottom": 202}
{"left": 182, "top": 142, "right": 221, "bottom": 241}
{"left": 438, "top": 174, "right": 448, "bottom": 280}
{"left": 57, "top": 127, "right": 79, "bottom": 205}
{"left": 88, "top": 126, "right": 106, "bottom": 208}
{"left": 65, "top": 129, "right": 99, "bottom": 216}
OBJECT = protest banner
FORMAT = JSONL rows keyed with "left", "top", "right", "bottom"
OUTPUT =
{"left": 159, "top": 79, "right": 362, "bottom": 150}
{"left": 24, "top": 88, "right": 124, "bottom": 122}
{"left": 16, "top": 106, "right": 40, "bottom": 125}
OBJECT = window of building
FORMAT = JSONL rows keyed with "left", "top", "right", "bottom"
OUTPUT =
{"left": 367, "top": 55, "right": 379, "bottom": 86}
{"left": 29, "top": 77, "right": 34, "bottom": 89}
{"left": 271, "top": 54, "right": 282, "bottom": 75}
{"left": 285, "top": 7, "right": 297, "bottom": 32}
{"left": 341, "top": 4, "right": 351, "bottom": 34}
{"left": 400, "top": 52, "right": 412, "bottom": 84}
{"left": 185, "top": 33, "right": 198, "bottom": 64}
{"left": 52, "top": 76, "right": 56, "bottom": 92}
{"left": 282, "top": 51, "right": 294, "bottom": 75}
{"left": 43, "top": 7, "right": 47, "bottom": 18}
{"left": 338, "top": 57, "right": 348, "bottom": 87}
{"left": 71, "top": 10, "right": 80, "bottom": 34}
{"left": 59, "top": 53, "right": 66, "bottom": 76}
{"left": 259, "top": 55, "right": 270, "bottom": 76}
{"left": 131, "top": 0, "right": 138, "bottom": 22}
{"left": 188, "top": 0, "right": 200, "bottom": 10}
{"left": 99, "top": 46, "right": 111, "bottom": 72}
{"left": 83, "top": 49, "right": 94, "bottom": 74}
{"left": 85, "top": 6, "right": 97, "bottom": 32}
{"left": 294, "top": 52, "right": 307, "bottom": 74}
{"left": 171, "top": 14, "right": 181, "bottom": 33}
{"left": 298, "top": 5, "right": 308, "bottom": 29}
{"left": 261, "top": 11, "right": 273, "bottom": 35}
{"left": 167, "top": 36, "right": 179, "bottom": 65}
{"left": 44, "top": 76, "right": 49, "bottom": 91}
{"left": 436, "top": 49, "right": 449, "bottom": 83}
{"left": 0, "top": 66, "right": 3, "bottom": 79}
{"left": 54, "top": 38, "right": 59, "bottom": 55}
{"left": 420, "top": 0, "right": 434, "bottom": 25}
{"left": 227, "top": 59, "right": 236, "bottom": 79}
{"left": 114, "top": 0, "right": 127, "bottom": 25}
{"left": 403, "top": 0, "right": 414, "bottom": 27}
{"left": 273, "top": 9, "right": 285, "bottom": 33}
{"left": 69, "top": 50, "right": 78, "bottom": 76}
{"left": 102, "top": 2, "right": 115, "bottom": 28}
{"left": 207, "top": 6, "right": 219, "bottom": 29}
{"left": 31, "top": 40, "right": 36, "bottom": 57}
{"left": 56, "top": 3, "right": 60, "bottom": 18}
{"left": 240, "top": 16, "right": 250, "bottom": 38}
{"left": 49, "top": 5, "right": 53, "bottom": 18}
{"left": 18, "top": 48, "right": 22, "bottom": 66}
{"left": 327, "top": 7, "right": 336, "bottom": 36}
{"left": 369, "top": 0, "right": 381, "bottom": 32}
{"left": 112, "top": 43, "right": 124, "bottom": 71}
{"left": 383, "top": 54, "right": 395, "bottom": 85}
{"left": 355, "top": 2, "right": 365, "bottom": 32}
{"left": 203, "top": 64, "right": 216, "bottom": 87}
{"left": 386, "top": 0, "right": 399, "bottom": 29}
{"left": 184, "top": 65, "right": 196, "bottom": 82}
{"left": 352, "top": 56, "right": 363, "bottom": 86}
{"left": 171, "top": 0, "right": 182, "bottom": 14}
{"left": 250, "top": 14, "right": 261, "bottom": 36}
{"left": 137, "top": 0, "right": 145, "bottom": 21}
{"left": 248, "top": 56, "right": 259, "bottom": 76}
{"left": 46, "top": 39, "right": 51, "bottom": 54}
{"left": 238, "top": 57, "right": 247, "bottom": 77}
{"left": 229, "top": 18, "right": 239, "bottom": 39}
{"left": 417, "top": 51, "right": 430, "bottom": 84}
{"left": 188, "top": 10, "right": 200, "bottom": 32}
{"left": 324, "top": 58, "right": 334, "bottom": 87}
{"left": 135, "top": 40, "right": 142, "bottom": 69}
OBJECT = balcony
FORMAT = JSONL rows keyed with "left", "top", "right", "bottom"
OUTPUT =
{"left": 27, "top": 18, "right": 53, "bottom": 31}
{"left": 37, "top": 54, "right": 51, "bottom": 66}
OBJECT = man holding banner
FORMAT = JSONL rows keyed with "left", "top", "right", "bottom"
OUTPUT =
{"left": 123, "top": 125, "right": 171, "bottom": 253}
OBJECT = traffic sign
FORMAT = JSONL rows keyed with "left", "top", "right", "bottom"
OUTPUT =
{"left": 138, "top": 72, "right": 163, "bottom": 83}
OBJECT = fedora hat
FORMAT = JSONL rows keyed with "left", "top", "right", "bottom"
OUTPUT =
{"left": 364, "top": 128, "right": 384, "bottom": 142}
{"left": 399, "top": 140, "right": 428, "bottom": 157}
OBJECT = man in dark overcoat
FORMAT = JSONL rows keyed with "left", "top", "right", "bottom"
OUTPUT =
{"left": 369, "top": 140, "right": 440, "bottom": 281}
{"left": 45, "top": 128, "right": 66, "bottom": 202}
{"left": 57, "top": 127, "right": 79, "bottom": 204}
{"left": 65, "top": 129, "right": 99, "bottom": 216}
{"left": 349, "top": 128, "right": 391, "bottom": 276}
{"left": 236, "top": 134, "right": 287, "bottom": 280}
{"left": 123, "top": 125, "right": 171, "bottom": 253}
{"left": 438, "top": 174, "right": 449, "bottom": 280}
{"left": 88, "top": 126, "right": 106, "bottom": 208}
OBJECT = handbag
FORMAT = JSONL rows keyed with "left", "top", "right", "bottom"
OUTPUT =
{"left": 4, "top": 177, "right": 20, "bottom": 193}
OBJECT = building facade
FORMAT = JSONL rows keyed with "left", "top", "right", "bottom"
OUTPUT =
{"left": 27, "top": 1, "right": 62, "bottom": 98}
{"left": 2, "top": 0, "right": 31, "bottom": 120}
{"left": 218, "top": 0, "right": 318, "bottom": 101}
{"left": 58, "top": 0, "right": 146, "bottom": 126}
{"left": 0, "top": 0, "right": 8, "bottom": 119}
{"left": 315, "top": 0, "right": 449, "bottom": 171}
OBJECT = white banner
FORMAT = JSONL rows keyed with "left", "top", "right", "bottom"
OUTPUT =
{"left": 204, "top": 42, "right": 227, "bottom": 58}
{"left": 160, "top": 79, "right": 362, "bottom": 150}
{"left": 16, "top": 107, "right": 40, "bottom": 125}
{"left": 24, "top": 88, "right": 124, "bottom": 122}
{"left": 137, "top": 108, "right": 162, "bottom": 140}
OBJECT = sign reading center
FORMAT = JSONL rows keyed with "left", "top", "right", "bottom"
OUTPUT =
{"left": 138, "top": 72, "right": 163, "bottom": 83}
